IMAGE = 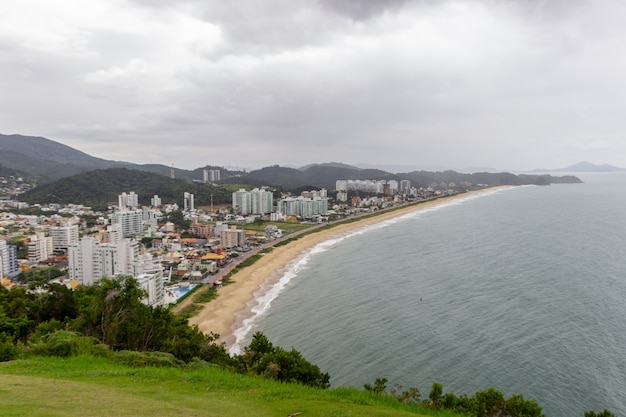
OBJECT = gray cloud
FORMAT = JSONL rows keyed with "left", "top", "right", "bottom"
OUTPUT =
{"left": 317, "top": 0, "right": 411, "bottom": 20}
{"left": 2, "top": 0, "right": 626, "bottom": 171}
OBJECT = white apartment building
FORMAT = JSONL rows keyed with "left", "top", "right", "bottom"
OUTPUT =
{"left": 51, "top": 223, "right": 79, "bottom": 251}
{"left": 278, "top": 196, "right": 329, "bottom": 219}
{"left": 68, "top": 238, "right": 139, "bottom": 286}
{"left": 399, "top": 180, "right": 411, "bottom": 194}
{"left": 68, "top": 238, "right": 164, "bottom": 306}
{"left": 336, "top": 179, "right": 406, "bottom": 195}
{"left": 150, "top": 195, "right": 162, "bottom": 207}
{"left": 183, "top": 192, "right": 195, "bottom": 212}
{"left": 28, "top": 232, "right": 54, "bottom": 263}
{"left": 142, "top": 207, "right": 159, "bottom": 234}
{"left": 136, "top": 272, "right": 165, "bottom": 307}
{"left": 232, "top": 188, "right": 273, "bottom": 215}
{"left": 135, "top": 253, "right": 165, "bottom": 306}
{"left": 214, "top": 221, "right": 228, "bottom": 238}
{"left": 118, "top": 191, "right": 139, "bottom": 209}
{"left": 203, "top": 169, "right": 221, "bottom": 183}
{"left": 110, "top": 209, "right": 143, "bottom": 238}
{"left": 0, "top": 239, "right": 19, "bottom": 277}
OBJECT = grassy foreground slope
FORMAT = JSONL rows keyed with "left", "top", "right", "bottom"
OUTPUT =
{"left": 0, "top": 356, "right": 459, "bottom": 417}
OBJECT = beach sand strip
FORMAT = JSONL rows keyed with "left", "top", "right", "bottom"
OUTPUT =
{"left": 188, "top": 187, "right": 508, "bottom": 349}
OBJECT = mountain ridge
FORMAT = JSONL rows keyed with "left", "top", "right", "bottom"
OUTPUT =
{"left": 5, "top": 133, "right": 583, "bottom": 209}
{"left": 535, "top": 161, "right": 626, "bottom": 172}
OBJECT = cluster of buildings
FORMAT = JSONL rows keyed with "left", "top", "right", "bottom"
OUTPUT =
{"left": 0, "top": 189, "right": 200, "bottom": 306}
{"left": 2, "top": 174, "right": 460, "bottom": 307}
{"left": 232, "top": 188, "right": 330, "bottom": 220}
{"left": 0, "top": 175, "right": 33, "bottom": 198}
{"left": 202, "top": 169, "right": 221, "bottom": 183}
{"left": 1, "top": 187, "right": 285, "bottom": 307}
{"left": 335, "top": 179, "right": 413, "bottom": 202}
{"left": 67, "top": 228, "right": 165, "bottom": 306}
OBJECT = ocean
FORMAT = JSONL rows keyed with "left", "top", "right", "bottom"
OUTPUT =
{"left": 232, "top": 173, "right": 626, "bottom": 417}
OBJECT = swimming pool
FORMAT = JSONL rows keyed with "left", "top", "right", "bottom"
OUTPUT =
{"left": 166, "top": 284, "right": 197, "bottom": 301}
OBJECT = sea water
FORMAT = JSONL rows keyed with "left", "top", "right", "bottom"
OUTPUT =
{"left": 234, "top": 173, "right": 626, "bottom": 417}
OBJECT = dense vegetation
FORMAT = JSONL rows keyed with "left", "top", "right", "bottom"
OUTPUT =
{"left": 0, "top": 276, "right": 615, "bottom": 416}
{"left": 21, "top": 168, "right": 233, "bottom": 209}
{"left": 5, "top": 134, "right": 583, "bottom": 208}
{"left": 0, "top": 276, "right": 328, "bottom": 387}
{"left": 224, "top": 165, "right": 582, "bottom": 190}
{"left": 20, "top": 166, "right": 583, "bottom": 210}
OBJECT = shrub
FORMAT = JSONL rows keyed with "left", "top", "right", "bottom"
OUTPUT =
{"left": 26, "top": 330, "right": 111, "bottom": 358}
{"left": 114, "top": 350, "right": 185, "bottom": 368}
{"left": 0, "top": 340, "right": 18, "bottom": 362}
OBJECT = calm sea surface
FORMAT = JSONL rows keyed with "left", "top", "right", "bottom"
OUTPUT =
{"left": 234, "top": 173, "right": 626, "bottom": 417}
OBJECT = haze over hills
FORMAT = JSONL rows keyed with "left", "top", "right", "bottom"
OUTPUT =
{"left": 534, "top": 161, "right": 626, "bottom": 172}
{"left": 3, "top": 133, "right": 583, "bottom": 209}
{"left": 0, "top": 134, "right": 209, "bottom": 184}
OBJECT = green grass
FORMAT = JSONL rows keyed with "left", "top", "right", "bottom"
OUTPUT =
{"left": 175, "top": 285, "right": 220, "bottom": 318}
{"left": 0, "top": 355, "right": 462, "bottom": 417}
{"left": 241, "top": 221, "right": 313, "bottom": 233}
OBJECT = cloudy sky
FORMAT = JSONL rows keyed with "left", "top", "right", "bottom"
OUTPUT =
{"left": 2, "top": 0, "right": 626, "bottom": 172}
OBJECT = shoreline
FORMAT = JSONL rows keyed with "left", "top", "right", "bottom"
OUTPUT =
{"left": 188, "top": 187, "right": 510, "bottom": 351}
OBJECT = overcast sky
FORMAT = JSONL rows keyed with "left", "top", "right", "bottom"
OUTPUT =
{"left": 2, "top": 0, "right": 626, "bottom": 172}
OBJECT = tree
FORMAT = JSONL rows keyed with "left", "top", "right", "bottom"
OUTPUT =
{"left": 167, "top": 210, "right": 191, "bottom": 230}
{"left": 475, "top": 387, "right": 506, "bottom": 417}
{"left": 238, "top": 332, "right": 330, "bottom": 389}
{"left": 429, "top": 382, "right": 443, "bottom": 409}
{"left": 506, "top": 393, "right": 544, "bottom": 417}
{"left": 585, "top": 410, "right": 616, "bottom": 417}
{"left": 364, "top": 377, "right": 388, "bottom": 395}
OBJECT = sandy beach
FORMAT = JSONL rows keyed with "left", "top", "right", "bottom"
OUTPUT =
{"left": 188, "top": 187, "right": 507, "bottom": 350}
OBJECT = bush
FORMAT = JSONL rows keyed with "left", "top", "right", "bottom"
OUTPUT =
{"left": 114, "top": 350, "right": 185, "bottom": 368}
{"left": 26, "top": 331, "right": 111, "bottom": 358}
{"left": 0, "top": 340, "right": 18, "bottom": 362}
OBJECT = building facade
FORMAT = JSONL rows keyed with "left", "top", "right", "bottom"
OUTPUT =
{"left": 0, "top": 239, "right": 19, "bottom": 278}
{"left": 27, "top": 232, "right": 54, "bottom": 263}
{"left": 110, "top": 209, "right": 144, "bottom": 238}
{"left": 118, "top": 191, "right": 139, "bottom": 209}
{"left": 183, "top": 192, "right": 195, "bottom": 212}
{"left": 51, "top": 223, "right": 79, "bottom": 251}
{"left": 232, "top": 188, "right": 273, "bottom": 215}
{"left": 220, "top": 227, "right": 246, "bottom": 248}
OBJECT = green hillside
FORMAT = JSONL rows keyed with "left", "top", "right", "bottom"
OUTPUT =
{"left": 20, "top": 167, "right": 233, "bottom": 210}
{"left": 0, "top": 355, "right": 451, "bottom": 417}
{"left": 0, "top": 134, "right": 212, "bottom": 185}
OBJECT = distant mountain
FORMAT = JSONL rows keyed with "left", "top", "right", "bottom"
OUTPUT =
{"left": 20, "top": 168, "right": 232, "bottom": 210}
{"left": 538, "top": 161, "right": 626, "bottom": 172}
{"left": 0, "top": 134, "right": 140, "bottom": 183}
{"left": 0, "top": 133, "right": 219, "bottom": 184}
{"left": 223, "top": 164, "right": 393, "bottom": 190}
{"left": 355, "top": 163, "right": 452, "bottom": 173}
{"left": 0, "top": 134, "right": 117, "bottom": 166}
{"left": 222, "top": 165, "right": 582, "bottom": 191}
{"left": 398, "top": 170, "right": 582, "bottom": 188}
{"left": 299, "top": 162, "right": 361, "bottom": 171}
{"left": 5, "top": 133, "right": 583, "bottom": 207}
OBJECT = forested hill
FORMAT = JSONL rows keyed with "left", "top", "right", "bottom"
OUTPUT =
{"left": 225, "top": 165, "right": 583, "bottom": 190}
{"left": 20, "top": 168, "right": 232, "bottom": 210}
{"left": 222, "top": 164, "right": 393, "bottom": 189}
{"left": 0, "top": 134, "right": 213, "bottom": 184}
